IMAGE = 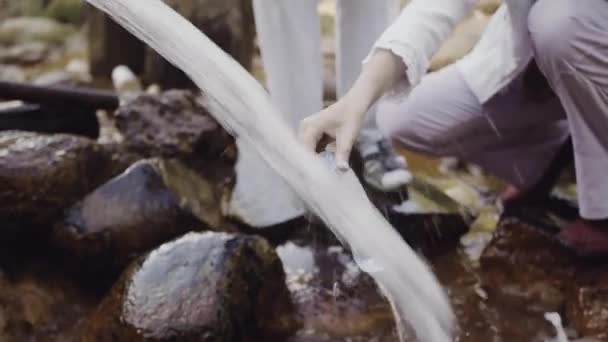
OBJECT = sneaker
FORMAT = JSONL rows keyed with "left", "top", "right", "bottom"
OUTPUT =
{"left": 362, "top": 139, "right": 413, "bottom": 192}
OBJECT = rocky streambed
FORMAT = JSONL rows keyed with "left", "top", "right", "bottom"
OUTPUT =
{"left": 0, "top": 90, "right": 606, "bottom": 342}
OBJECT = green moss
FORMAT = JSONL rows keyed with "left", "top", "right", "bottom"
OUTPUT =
{"left": 44, "top": 0, "right": 84, "bottom": 24}
{"left": 12, "top": 0, "right": 47, "bottom": 16}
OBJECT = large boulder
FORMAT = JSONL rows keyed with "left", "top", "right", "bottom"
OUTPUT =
{"left": 87, "top": 0, "right": 255, "bottom": 87}
{"left": 79, "top": 232, "right": 299, "bottom": 341}
{"left": 113, "top": 90, "right": 236, "bottom": 187}
{"left": 53, "top": 158, "right": 232, "bottom": 267}
{"left": 480, "top": 222, "right": 608, "bottom": 339}
{"left": 114, "top": 91, "right": 234, "bottom": 164}
{"left": 0, "top": 131, "right": 127, "bottom": 235}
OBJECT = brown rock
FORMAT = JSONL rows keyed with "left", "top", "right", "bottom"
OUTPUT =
{"left": 0, "top": 260, "right": 97, "bottom": 342}
{"left": 80, "top": 232, "right": 299, "bottom": 342}
{"left": 113, "top": 90, "right": 236, "bottom": 182}
{"left": 480, "top": 222, "right": 577, "bottom": 311}
{"left": 566, "top": 282, "right": 608, "bottom": 340}
{"left": 386, "top": 210, "right": 469, "bottom": 257}
{"left": 0, "top": 131, "right": 127, "bottom": 235}
{"left": 115, "top": 91, "right": 233, "bottom": 158}
{"left": 53, "top": 158, "right": 232, "bottom": 267}
{"left": 480, "top": 221, "right": 608, "bottom": 338}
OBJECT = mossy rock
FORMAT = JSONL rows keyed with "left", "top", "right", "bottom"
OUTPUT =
{"left": 0, "top": 16, "right": 76, "bottom": 45}
{"left": 44, "top": 0, "right": 84, "bottom": 24}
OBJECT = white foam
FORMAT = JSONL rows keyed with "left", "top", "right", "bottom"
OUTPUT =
{"left": 84, "top": 1, "right": 455, "bottom": 340}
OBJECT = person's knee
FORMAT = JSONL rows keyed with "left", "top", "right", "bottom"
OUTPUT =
{"left": 528, "top": 0, "right": 580, "bottom": 66}
{"left": 376, "top": 96, "right": 449, "bottom": 155}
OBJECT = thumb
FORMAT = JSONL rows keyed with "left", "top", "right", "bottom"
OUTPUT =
{"left": 335, "top": 134, "right": 354, "bottom": 171}
{"left": 298, "top": 118, "right": 323, "bottom": 152}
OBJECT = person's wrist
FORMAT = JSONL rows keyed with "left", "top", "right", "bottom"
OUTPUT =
{"left": 337, "top": 94, "right": 369, "bottom": 122}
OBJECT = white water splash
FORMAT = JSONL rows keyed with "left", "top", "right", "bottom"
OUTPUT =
{"left": 84, "top": 1, "right": 455, "bottom": 340}
{"left": 544, "top": 313, "right": 569, "bottom": 342}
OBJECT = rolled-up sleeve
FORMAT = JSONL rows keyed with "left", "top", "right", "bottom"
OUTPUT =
{"left": 366, "top": 0, "right": 476, "bottom": 88}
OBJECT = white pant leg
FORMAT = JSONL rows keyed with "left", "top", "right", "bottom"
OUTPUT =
{"left": 529, "top": 0, "right": 608, "bottom": 219}
{"left": 377, "top": 63, "right": 569, "bottom": 189}
{"left": 253, "top": 0, "right": 323, "bottom": 125}
{"left": 335, "top": 0, "right": 400, "bottom": 156}
{"left": 228, "top": 0, "right": 321, "bottom": 227}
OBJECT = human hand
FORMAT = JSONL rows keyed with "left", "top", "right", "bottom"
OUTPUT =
{"left": 299, "top": 50, "right": 406, "bottom": 170}
{"left": 298, "top": 99, "right": 367, "bottom": 171}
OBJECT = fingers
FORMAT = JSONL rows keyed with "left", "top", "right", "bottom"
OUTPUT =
{"left": 298, "top": 117, "right": 324, "bottom": 153}
{"left": 335, "top": 132, "right": 355, "bottom": 171}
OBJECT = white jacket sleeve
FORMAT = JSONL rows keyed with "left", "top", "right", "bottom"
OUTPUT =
{"left": 367, "top": 0, "right": 477, "bottom": 88}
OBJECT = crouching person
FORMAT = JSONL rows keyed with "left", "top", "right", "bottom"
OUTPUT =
{"left": 300, "top": 0, "right": 608, "bottom": 257}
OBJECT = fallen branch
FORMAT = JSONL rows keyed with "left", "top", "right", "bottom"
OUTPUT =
{"left": 0, "top": 81, "right": 119, "bottom": 110}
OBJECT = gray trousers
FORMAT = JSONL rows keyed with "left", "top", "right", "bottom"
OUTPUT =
{"left": 377, "top": 0, "right": 608, "bottom": 219}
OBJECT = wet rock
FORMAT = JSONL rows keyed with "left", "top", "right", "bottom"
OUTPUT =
{"left": 433, "top": 250, "right": 559, "bottom": 342}
{"left": 480, "top": 221, "right": 608, "bottom": 339}
{"left": 480, "top": 222, "right": 578, "bottom": 311}
{"left": 0, "top": 131, "right": 127, "bottom": 235}
{"left": 80, "top": 232, "right": 299, "bottom": 342}
{"left": 566, "top": 278, "right": 608, "bottom": 340}
{"left": 0, "top": 41, "right": 49, "bottom": 65}
{"left": 386, "top": 210, "right": 469, "bottom": 257}
{"left": 87, "top": 0, "right": 255, "bottom": 86}
{"left": 0, "top": 17, "right": 76, "bottom": 45}
{"left": 53, "top": 158, "right": 232, "bottom": 267}
{"left": 0, "top": 260, "right": 98, "bottom": 342}
{"left": 278, "top": 241, "right": 397, "bottom": 341}
{"left": 114, "top": 90, "right": 236, "bottom": 181}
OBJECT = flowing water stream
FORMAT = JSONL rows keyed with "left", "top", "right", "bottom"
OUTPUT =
{"left": 82, "top": 0, "right": 454, "bottom": 340}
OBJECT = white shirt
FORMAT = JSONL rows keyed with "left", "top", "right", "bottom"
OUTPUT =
{"left": 370, "top": 0, "right": 536, "bottom": 103}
